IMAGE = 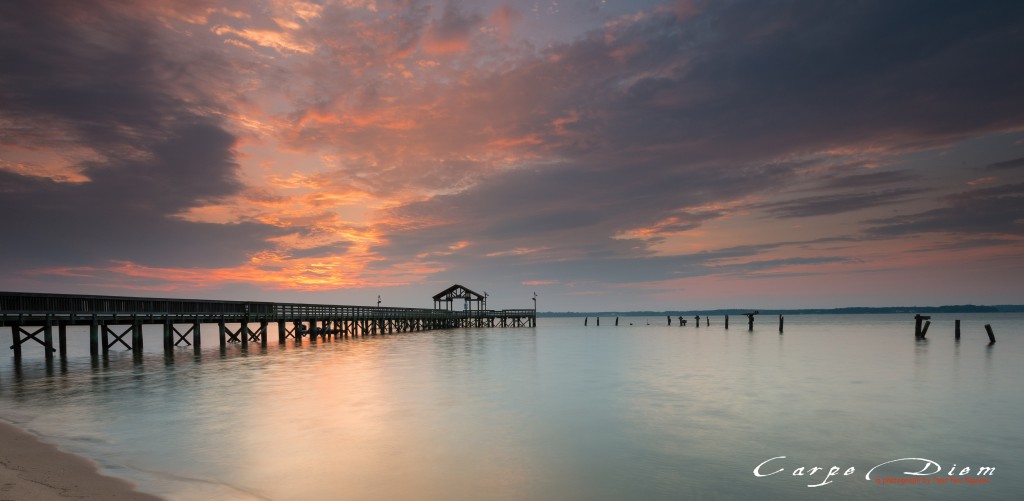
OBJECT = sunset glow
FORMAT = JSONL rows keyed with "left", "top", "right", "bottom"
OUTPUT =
{"left": 2, "top": 0, "right": 1023, "bottom": 310}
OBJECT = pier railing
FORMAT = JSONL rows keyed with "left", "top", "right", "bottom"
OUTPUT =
{"left": 1, "top": 291, "right": 537, "bottom": 360}
{"left": 1, "top": 292, "right": 534, "bottom": 319}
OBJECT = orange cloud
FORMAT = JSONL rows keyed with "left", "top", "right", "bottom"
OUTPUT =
{"left": 486, "top": 247, "right": 547, "bottom": 257}
{"left": 422, "top": 36, "right": 471, "bottom": 55}
{"left": 490, "top": 5, "right": 522, "bottom": 43}
{"left": 31, "top": 244, "right": 448, "bottom": 292}
{"left": 522, "top": 280, "right": 558, "bottom": 286}
{"left": 213, "top": 25, "right": 315, "bottom": 54}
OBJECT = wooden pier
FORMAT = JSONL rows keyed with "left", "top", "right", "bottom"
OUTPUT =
{"left": 1, "top": 289, "right": 536, "bottom": 361}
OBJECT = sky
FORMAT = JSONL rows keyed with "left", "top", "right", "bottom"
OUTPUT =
{"left": 2, "top": 0, "right": 1023, "bottom": 312}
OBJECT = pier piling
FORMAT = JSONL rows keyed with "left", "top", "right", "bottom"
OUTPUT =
{"left": 3, "top": 290, "right": 535, "bottom": 360}
{"left": 913, "top": 314, "right": 931, "bottom": 338}
{"left": 90, "top": 320, "right": 99, "bottom": 356}
{"left": 955, "top": 319, "right": 961, "bottom": 341}
{"left": 10, "top": 323, "right": 22, "bottom": 359}
{"left": 58, "top": 321, "right": 67, "bottom": 358}
{"left": 132, "top": 320, "right": 143, "bottom": 352}
{"left": 985, "top": 324, "right": 995, "bottom": 344}
{"left": 101, "top": 323, "right": 109, "bottom": 354}
{"left": 163, "top": 319, "right": 173, "bottom": 352}
{"left": 58, "top": 321, "right": 68, "bottom": 356}
{"left": 193, "top": 319, "right": 202, "bottom": 354}
{"left": 43, "top": 319, "right": 54, "bottom": 361}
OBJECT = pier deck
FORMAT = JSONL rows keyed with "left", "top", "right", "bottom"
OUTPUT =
{"left": 1, "top": 291, "right": 536, "bottom": 360}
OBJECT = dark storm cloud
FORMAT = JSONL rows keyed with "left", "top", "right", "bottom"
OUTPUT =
{"left": 0, "top": 0, "right": 284, "bottom": 271}
{"left": 759, "top": 188, "right": 927, "bottom": 218}
{"left": 376, "top": 159, "right": 799, "bottom": 265}
{"left": 815, "top": 170, "right": 918, "bottom": 191}
{"left": 481, "top": 0, "right": 1024, "bottom": 164}
{"left": 985, "top": 157, "right": 1024, "bottom": 170}
{"left": 908, "top": 237, "right": 1023, "bottom": 254}
{"left": 430, "top": 0, "right": 483, "bottom": 42}
{"left": 372, "top": 0, "right": 1024, "bottom": 288}
{"left": 0, "top": 126, "right": 284, "bottom": 269}
{"left": 0, "top": 1, "right": 221, "bottom": 150}
{"left": 867, "top": 182, "right": 1024, "bottom": 237}
{"left": 372, "top": 0, "right": 1024, "bottom": 274}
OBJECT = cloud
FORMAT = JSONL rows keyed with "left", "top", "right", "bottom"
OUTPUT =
{"left": 423, "top": 1, "right": 483, "bottom": 54}
{"left": 813, "top": 170, "right": 917, "bottom": 191}
{"left": 4, "top": 0, "right": 1024, "bottom": 307}
{"left": 758, "top": 188, "right": 927, "bottom": 218}
{"left": 490, "top": 5, "right": 522, "bottom": 42}
{"left": 365, "top": 0, "right": 1024, "bottom": 272}
{"left": 0, "top": 0, "right": 285, "bottom": 273}
{"left": 985, "top": 156, "right": 1024, "bottom": 170}
{"left": 866, "top": 182, "right": 1024, "bottom": 237}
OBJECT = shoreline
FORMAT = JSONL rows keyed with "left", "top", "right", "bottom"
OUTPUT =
{"left": 0, "top": 419, "right": 162, "bottom": 500}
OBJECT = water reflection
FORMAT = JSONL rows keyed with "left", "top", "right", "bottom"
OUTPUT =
{"left": 0, "top": 316, "right": 1022, "bottom": 500}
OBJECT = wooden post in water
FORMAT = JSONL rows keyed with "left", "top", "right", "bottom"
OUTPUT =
{"left": 746, "top": 311, "right": 758, "bottom": 331}
{"left": 131, "top": 319, "right": 143, "bottom": 353}
{"left": 615, "top": 317, "right": 619, "bottom": 326}
{"left": 706, "top": 316, "right": 709, "bottom": 327}
{"left": 218, "top": 321, "right": 227, "bottom": 348}
{"left": 985, "top": 324, "right": 995, "bottom": 344}
{"left": 955, "top": 319, "right": 961, "bottom": 341}
{"left": 913, "top": 314, "right": 930, "bottom": 338}
{"left": 101, "top": 322, "right": 109, "bottom": 355}
{"left": 163, "top": 319, "right": 173, "bottom": 352}
{"left": 584, "top": 317, "right": 588, "bottom": 326}
{"left": 778, "top": 315, "right": 784, "bottom": 333}
{"left": 10, "top": 322, "right": 22, "bottom": 360}
{"left": 278, "top": 320, "right": 286, "bottom": 344}
{"left": 193, "top": 318, "right": 202, "bottom": 354}
{"left": 920, "top": 320, "right": 931, "bottom": 338}
{"left": 725, "top": 315, "right": 729, "bottom": 329}
{"left": 58, "top": 321, "right": 68, "bottom": 359}
{"left": 90, "top": 318, "right": 99, "bottom": 356}
{"left": 43, "top": 317, "right": 54, "bottom": 360}
{"left": 597, "top": 317, "right": 600, "bottom": 326}
{"left": 260, "top": 320, "right": 268, "bottom": 347}
{"left": 694, "top": 315, "right": 700, "bottom": 328}
{"left": 667, "top": 315, "right": 671, "bottom": 326}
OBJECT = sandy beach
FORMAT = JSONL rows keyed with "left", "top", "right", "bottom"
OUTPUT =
{"left": 0, "top": 420, "right": 160, "bottom": 501}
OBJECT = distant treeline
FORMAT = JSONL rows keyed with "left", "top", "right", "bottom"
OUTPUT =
{"left": 538, "top": 305, "right": 1024, "bottom": 317}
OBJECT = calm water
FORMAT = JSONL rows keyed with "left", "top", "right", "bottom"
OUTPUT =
{"left": 1, "top": 314, "right": 1022, "bottom": 500}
